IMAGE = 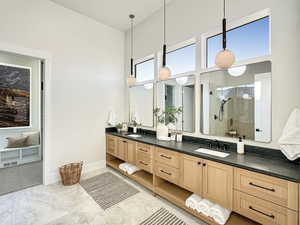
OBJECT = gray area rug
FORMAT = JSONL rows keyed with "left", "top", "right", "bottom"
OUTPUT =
{"left": 140, "top": 208, "right": 187, "bottom": 225}
{"left": 80, "top": 172, "right": 139, "bottom": 210}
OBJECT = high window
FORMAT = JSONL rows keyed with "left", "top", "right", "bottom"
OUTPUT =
{"left": 135, "top": 58, "right": 155, "bottom": 82}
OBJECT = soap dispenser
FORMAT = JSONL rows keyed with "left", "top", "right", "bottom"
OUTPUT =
{"left": 237, "top": 137, "right": 244, "bottom": 155}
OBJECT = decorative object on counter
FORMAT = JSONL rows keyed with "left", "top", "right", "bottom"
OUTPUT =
{"left": 159, "top": 0, "right": 171, "bottom": 81}
{"left": 215, "top": 0, "right": 235, "bottom": 69}
{"left": 237, "top": 136, "right": 244, "bottom": 154}
{"left": 170, "top": 131, "right": 176, "bottom": 141}
{"left": 278, "top": 108, "right": 300, "bottom": 161}
{"left": 121, "top": 122, "right": 128, "bottom": 132}
{"left": 154, "top": 106, "right": 182, "bottom": 140}
{"left": 107, "top": 110, "right": 117, "bottom": 126}
{"left": 127, "top": 14, "right": 136, "bottom": 86}
{"left": 176, "top": 132, "right": 183, "bottom": 142}
{"left": 116, "top": 123, "right": 123, "bottom": 133}
{"left": 59, "top": 161, "right": 83, "bottom": 186}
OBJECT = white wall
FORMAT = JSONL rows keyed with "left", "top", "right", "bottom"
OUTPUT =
{"left": 0, "top": 0, "right": 125, "bottom": 183}
{"left": 125, "top": 0, "right": 300, "bottom": 149}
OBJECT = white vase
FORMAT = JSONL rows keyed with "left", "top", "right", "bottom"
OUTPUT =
{"left": 156, "top": 123, "right": 168, "bottom": 139}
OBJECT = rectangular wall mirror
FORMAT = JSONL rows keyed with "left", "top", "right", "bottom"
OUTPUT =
{"left": 157, "top": 76, "right": 195, "bottom": 132}
{"left": 200, "top": 61, "right": 271, "bottom": 143}
{"left": 129, "top": 84, "right": 154, "bottom": 127}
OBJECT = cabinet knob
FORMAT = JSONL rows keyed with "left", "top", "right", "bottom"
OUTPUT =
{"left": 202, "top": 163, "right": 206, "bottom": 167}
{"left": 197, "top": 162, "right": 201, "bottom": 165}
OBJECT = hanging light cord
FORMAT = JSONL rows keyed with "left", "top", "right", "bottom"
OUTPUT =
{"left": 162, "top": 0, "right": 167, "bottom": 67}
{"left": 129, "top": 15, "right": 135, "bottom": 76}
{"left": 222, "top": 0, "right": 227, "bottom": 50}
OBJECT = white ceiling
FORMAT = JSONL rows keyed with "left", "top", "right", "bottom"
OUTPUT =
{"left": 50, "top": 0, "right": 173, "bottom": 31}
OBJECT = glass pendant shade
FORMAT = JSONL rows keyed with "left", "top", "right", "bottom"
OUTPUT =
{"left": 228, "top": 65, "right": 247, "bottom": 77}
{"left": 127, "top": 75, "right": 136, "bottom": 86}
{"left": 215, "top": 49, "right": 235, "bottom": 69}
{"left": 159, "top": 66, "right": 171, "bottom": 81}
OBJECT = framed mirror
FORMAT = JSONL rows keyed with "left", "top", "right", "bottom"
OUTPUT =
{"left": 129, "top": 83, "right": 154, "bottom": 127}
{"left": 157, "top": 76, "right": 195, "bottom": 132}
{"left": 200, "top": 61, "right": 272, "bottom": 142}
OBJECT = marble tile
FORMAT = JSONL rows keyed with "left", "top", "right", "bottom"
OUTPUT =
{"left": 0, "top": 167, "right": 208, "bottom": 225}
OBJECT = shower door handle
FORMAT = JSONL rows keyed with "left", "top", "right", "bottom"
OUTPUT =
{"left": 255, "top": 128, "right": 263, "bottom": 132}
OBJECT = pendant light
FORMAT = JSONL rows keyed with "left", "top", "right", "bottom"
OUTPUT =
{"left": 159, "top": 0, "right": 171, "bottom": 81}
{"left": 127, "top": 14, "right": 136, "bottom": 86}
{"left": 215, "top": 0, "right": 235, "bottom": 69}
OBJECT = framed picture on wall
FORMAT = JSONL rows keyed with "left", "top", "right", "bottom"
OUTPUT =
{"left": 0, "top": 63, "right": 31, "bottom": 128}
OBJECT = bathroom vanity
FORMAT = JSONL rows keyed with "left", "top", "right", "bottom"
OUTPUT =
{"left": 106, "top": 130, "right": 300, "bottom": 225}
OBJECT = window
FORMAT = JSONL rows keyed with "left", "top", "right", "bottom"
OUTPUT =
{"left": 206, "top": 16, "right": 270, "bottom": 68}
{"left": 166, "top": 44, "right": 196, "bottom": 75}
{"left": 135, "top": 58, "right": 155, "bottom": 82}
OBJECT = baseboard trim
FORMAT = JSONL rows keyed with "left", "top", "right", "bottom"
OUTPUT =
{"left": 45, "top": 160, "right": 106, "bottom": 185}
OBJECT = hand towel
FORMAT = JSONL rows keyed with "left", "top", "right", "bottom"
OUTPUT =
{"left": 195, "top": 199, "right": 214, "bottom": 216}
{"left": 118, "top": 163, "right": 129, "bottom": 173}
{"left": 185, "top": 194, "right": 202, "bottom": 210}
{"left": 107, "top": 110, "right": 117, "bottom": 126}
{"left": 278, "top": 108, "right": 300, "bottom": 161}
{"left": 126, "top": 163, "right": 140, "bottom": 175}
{"left": 208, "top": 204, "right": 231, "bottom": 225}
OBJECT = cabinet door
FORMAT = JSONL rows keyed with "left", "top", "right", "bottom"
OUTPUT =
{"left": 106, "top": 135, "right": 117, "bottom": 156}
{"left": 117, "top": 138, "right": 127, "bottom": 161}
{"left": 180, "top": 155, "right": 202, "bottom": 195}
{"left": 127, "top": 140, "right": 136, "bottom": 165}
{"left": 202, "top": 160, "right": 233, "bottom": 209}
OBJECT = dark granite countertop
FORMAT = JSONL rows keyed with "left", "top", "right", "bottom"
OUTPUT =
{"left": 106, "top": 131, "right": 300, "bottom": 183}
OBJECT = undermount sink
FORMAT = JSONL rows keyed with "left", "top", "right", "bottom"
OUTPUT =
{"left": 127, "top": 134, "right": 142, "bottom": 138}
{"left": 194, "top": 148, "right": 230, "bottom": 158}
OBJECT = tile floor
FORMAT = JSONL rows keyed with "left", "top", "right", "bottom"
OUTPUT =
{"left": 0, "top": 161, "right": 43, "bottom": 196}
{"left": 0, "top": 167, "right": 207, "bottom": 225}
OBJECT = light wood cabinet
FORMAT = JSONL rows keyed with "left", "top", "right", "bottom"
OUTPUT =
{"left": 234, "top": 191, "right": 298, "bottom": 225}
{"left": 155, "top": 162, "right": 180, "bottom": 185}
{"left": 202, "top": 159, "right": 234, "bottom": 210}
{"left": 117, "top": 138, "right": 127, "bottom": 161}
{"left": 106, "top": 135, "right": 118, "bottom": 156}
{"left": 156, "top": 147, "right": 180, "bottom": 168}
{"left": 234, "top": 168, "right": 298, "bottom": 211}
{"left": 126, "top": 140, "right": 136, "bottom": 165}
{"left": 180, "top": 154, "right": 203, "bottom": 195}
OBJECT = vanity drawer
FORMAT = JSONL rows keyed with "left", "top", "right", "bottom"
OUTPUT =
{"left": 136, "top": 143, "right": 153, "bottom": 157}
{"left": 234, "top": 168, "right": 298, "bottom": 211}
{"left": 234, "top": 191, "right": 298, "bottom": 225}
{"left": 155, "top": 147, "right": 180, "bottom": 168}
{"left": 136, "top": 158, "right": 152, "bottom": 173}
{"left": 155, "top": 163, "right": 180, "bottom": 185}
{"left": 106, "top": 135, "right": 118, "bottom": 156}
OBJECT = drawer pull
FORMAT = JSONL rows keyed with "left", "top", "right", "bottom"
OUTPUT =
{"left": 249, "top": 206, "right": 275, "bottom": 219}
{"left": 139, "top": 161, "right": 148, "bottom": 166}
{"left": 139, "top": 148, "right": 148, "bottom": 153}
{"left": 160, "top": 154, "right": 171, "bottom": 160}
{"left": 249, "top": 182, "right": 275, "bottom": 192}
{"left": 160, "top": 170, "right": 172, "bottom": 176}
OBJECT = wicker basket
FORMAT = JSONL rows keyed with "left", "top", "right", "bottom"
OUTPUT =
{"left": 59, "top": 162, "right": 83, "bottom": 186}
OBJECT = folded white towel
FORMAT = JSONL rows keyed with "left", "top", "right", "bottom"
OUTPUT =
{"left": 208, "top": 204, "right": 231, "bottom": 225}
{"left": 196, "top": 199, "right": 214, "bottom": 216}
{"left": 278, "top": 109, "right": 300, "bottom": 161}
{"left": 119, "top": 162, "right": 140, "bottom": 175}
{"left": 185, "top": 194, "right": 202, "bottom": 210}
{"left": 126, "top": 163, "right": 140, "bottom": 175}
{"left": 118, "top": 163, "right": 128, "bottom": 172}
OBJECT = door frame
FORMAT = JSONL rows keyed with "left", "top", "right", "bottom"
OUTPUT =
{"left": 0, "top": 41, "right": 52, "bottom": 185}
